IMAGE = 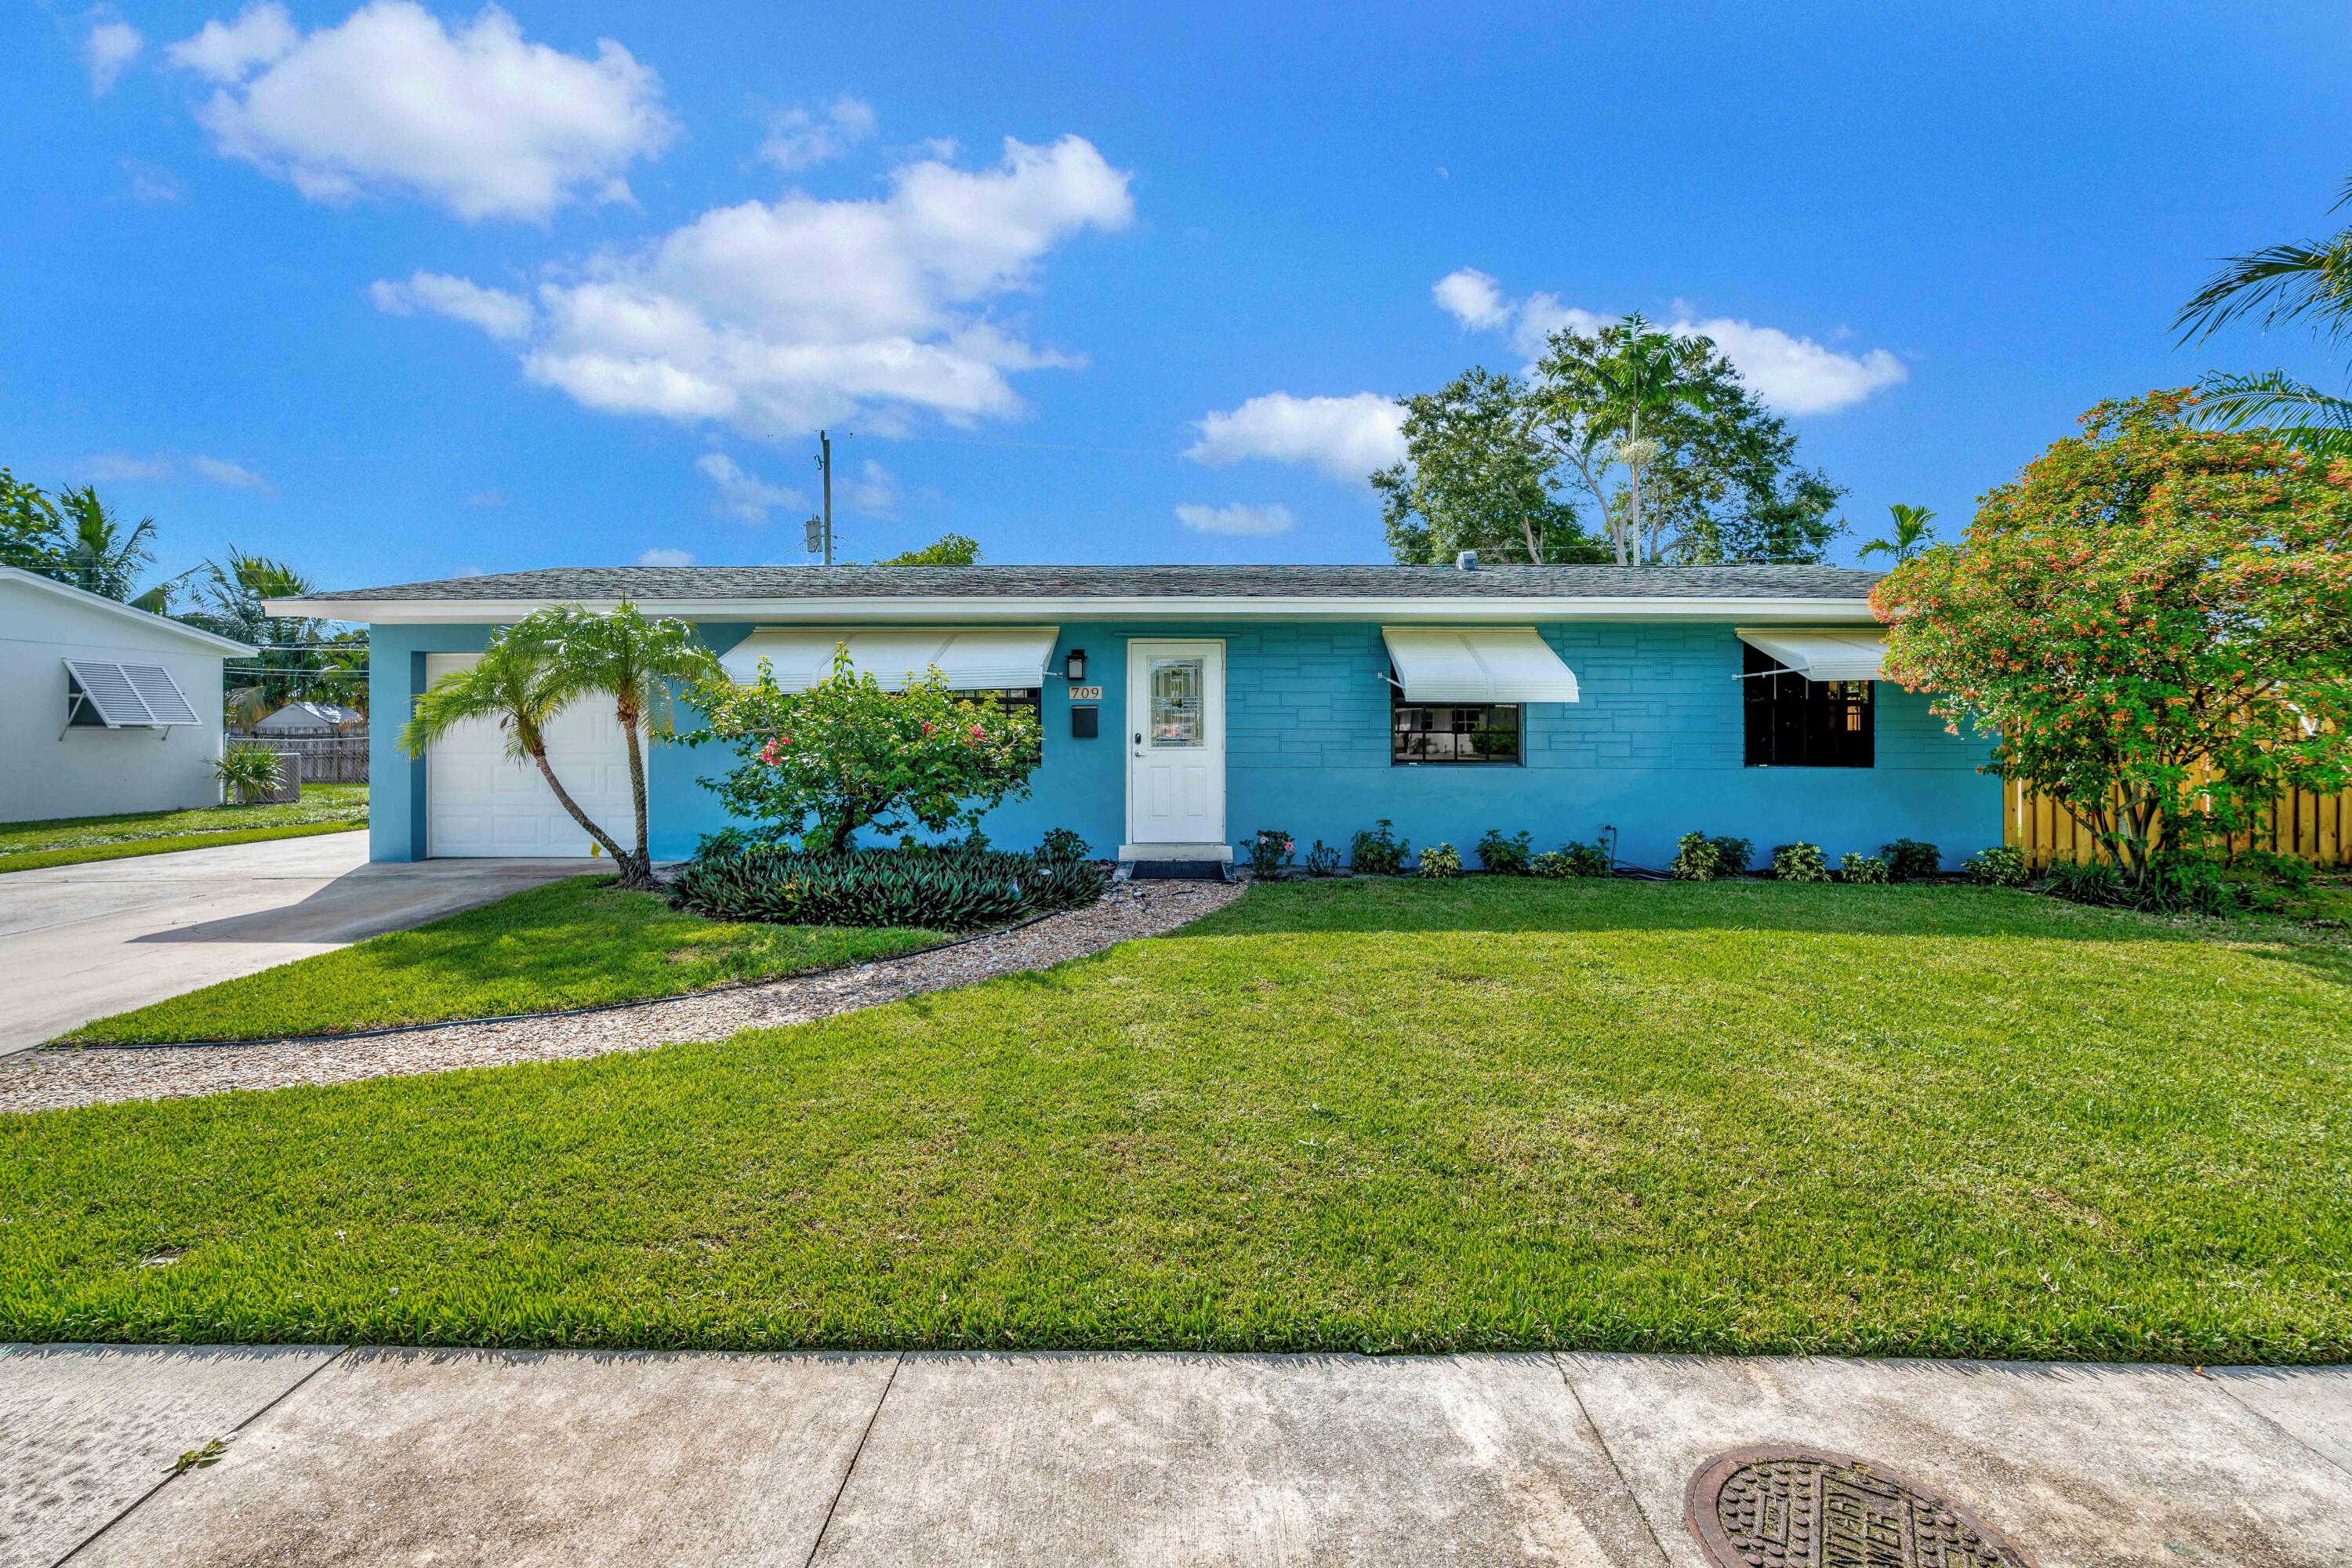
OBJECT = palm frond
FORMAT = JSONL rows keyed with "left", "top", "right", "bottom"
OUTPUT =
{"left": 2176, "top": 234, "right": 2352, "bottom": 344}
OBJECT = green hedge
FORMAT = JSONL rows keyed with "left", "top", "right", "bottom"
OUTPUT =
{"left": 670, "top": 844, "right": 1108, "bottom": 929}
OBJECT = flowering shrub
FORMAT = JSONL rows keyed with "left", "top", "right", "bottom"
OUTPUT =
{"left": 1418, "top": 842, "right": 1462, "bottom": 878}
{"left": 1246, "top": 828, "right": 1296, "bottom": 878}
{"left": 1881, "top": 838, "right": 1942, "bottom": 881}
{"left": 1839, "top": 852, "right": 1890, "bottom": 884}
{"left": 1965, "top": 845, "right": 2032, "bottom": 887}
{"left": 1875, "top": 390, "right": 2352, "bottom": 879}
{"left": 1304, "top": 840, "right": 1343, "bottom": 877}
{"left": 1350, "top": 818, "right": 1410, "bottom": 875}
{"left": 1475, "top": 828, "right": 1533, "bottom": 875}
{"left": 1772, "top": 842, "right": 1831, "bottom": 882}
{"left": 691, "top": 648, "right": 1040, "bottom": 851}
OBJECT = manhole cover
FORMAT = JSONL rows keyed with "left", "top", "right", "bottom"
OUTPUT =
{"left": 1686, "top": 1446, "right": 2038, "bottom": 1568}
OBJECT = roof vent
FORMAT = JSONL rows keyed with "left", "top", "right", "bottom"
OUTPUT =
{"left": 1456, "top": 550, "right": 1479, "bottom": 571}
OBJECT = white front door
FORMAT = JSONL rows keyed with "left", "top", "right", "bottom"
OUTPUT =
{"left": 423, "top": 652, "right": 637, "bottom": 858}
{"left": 1126, "top": 640, "right": 1225, "bottom": 851}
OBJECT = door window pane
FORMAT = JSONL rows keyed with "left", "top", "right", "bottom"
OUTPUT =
{"left": 1149, "top": 658, "right": 1204, "bottom": 746}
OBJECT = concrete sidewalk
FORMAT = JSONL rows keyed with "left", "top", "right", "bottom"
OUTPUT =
{"left": 3, "top": 1345, "right": 2346, "bottom": 1566}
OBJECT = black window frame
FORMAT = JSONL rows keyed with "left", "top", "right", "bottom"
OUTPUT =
{"left": 1741, "top": 644, "right": 1874, "bottom": 768}
{"left": 953, "top": 687, "right": 1043, "bottom": 719}
{"left": 1389, "top": 680, "right": 1523, "bottom": 766}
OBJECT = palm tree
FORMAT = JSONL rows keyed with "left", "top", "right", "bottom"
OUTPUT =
{"left": 1857, "top": 503, "right": 1936, "bottom": 565}
{"left": 397, "top": 626, "right": 640, "bottom": 873}
{"left": 531, "top": 601, "right": 724, "bottom": 891}
{"left": 2176, "top": 177, "right": 2352, "bottom": 459}
{"left": 1580, "top": 314, "right": 1722, "bottom": 564}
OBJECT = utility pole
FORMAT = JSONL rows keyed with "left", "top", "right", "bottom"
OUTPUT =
{"left": 817, "top": 428, "right": 833, "bottom": 565}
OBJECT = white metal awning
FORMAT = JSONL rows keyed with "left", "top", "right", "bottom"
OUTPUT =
{"left": 720, "top": 625, "right": 1060, "bottom": 691}
{"left": 1380, "top": 626, "right": 1581, "bottom": 704}
{"left": 64, "top": 659, "right": 204, "bottom": 728}
{"left": 1735, "top": 628, "right": 1888, "bottom": 683}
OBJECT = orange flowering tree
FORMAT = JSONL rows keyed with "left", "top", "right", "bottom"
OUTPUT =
{"left": 1875, "top": 389, "right": 2352, "bottom": 877}
{"left": 691, "top": 648, "right": 1042, "bottom": 851}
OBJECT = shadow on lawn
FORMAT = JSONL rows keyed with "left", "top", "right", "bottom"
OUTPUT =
{"left": 1160, "top": 877, "right": 2352, "bottom": 986}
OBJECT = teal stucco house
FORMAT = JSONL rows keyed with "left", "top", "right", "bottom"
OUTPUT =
{"left": 269, "top": 561, "right": 1998, "bottom": 871}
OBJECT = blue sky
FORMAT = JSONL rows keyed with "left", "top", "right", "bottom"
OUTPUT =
{"left": 9, "top": 1, "right": 2351, "bottom": 593}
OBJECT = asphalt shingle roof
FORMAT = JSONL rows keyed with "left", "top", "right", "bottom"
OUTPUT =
{"left": 299, "top": 563, "right": 1882, "bottom": 604}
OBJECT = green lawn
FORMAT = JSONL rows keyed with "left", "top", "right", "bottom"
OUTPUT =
{"left": 60, "top": 876, "right": 951, "bottom": 1044}
{"left": 0, "top": 786, "right": 370, "bottom": 874}
{"left": 5, "top": 879, "right": 2348, "bottom": 1362}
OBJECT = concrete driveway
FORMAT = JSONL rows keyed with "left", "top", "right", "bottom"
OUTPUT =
{"left": 0, "top": 834, "right": 593, "bottom": 1054}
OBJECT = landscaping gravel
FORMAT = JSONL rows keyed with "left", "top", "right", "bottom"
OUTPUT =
{"left": 0, "top": 880, "right": 1244, "bottom": 1115}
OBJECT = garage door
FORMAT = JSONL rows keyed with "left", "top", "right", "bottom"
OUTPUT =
{"left": 423, "top": 653, "right": 638, "bottom": 858}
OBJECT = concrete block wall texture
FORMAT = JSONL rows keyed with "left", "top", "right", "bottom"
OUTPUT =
{"left": 368, "top": 619, "right": 2001, "bottom": 869}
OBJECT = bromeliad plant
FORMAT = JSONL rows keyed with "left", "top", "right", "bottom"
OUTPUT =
{"left": 1877, "top": 390, "right": 2352, "bottom": 884}
{"left": 692, "top": 648, "right": 1042, "bottom": 853}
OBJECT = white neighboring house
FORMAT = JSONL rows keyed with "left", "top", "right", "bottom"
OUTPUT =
{"left": 251, "top": 700, "right": 365, "bottom": 736}
{"left": 0, "top": 566, "right": 254, "bottom": 823}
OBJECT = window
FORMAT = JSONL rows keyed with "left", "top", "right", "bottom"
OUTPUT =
{"left": 954, "top": 687, "right": 1041, "bottom": 719}
{"left": 1743, "top": 644, "right": 1873, "bottom": 767}
{"left": 1392, "top": 689, "right": 1522, "bottom": 764}
{"left": 1148, "top": 656, "right": 1205, "bottom": 746}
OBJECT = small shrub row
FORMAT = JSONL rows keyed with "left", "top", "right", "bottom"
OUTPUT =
{"left": 1670, "top": 833, "right": 1753, "bottom": 882}
{"left": 2046, "top": 848, "right": 2318, "bottom": 916}
{"left": 671, "top": 838, "right": 1107, "bottom": 929}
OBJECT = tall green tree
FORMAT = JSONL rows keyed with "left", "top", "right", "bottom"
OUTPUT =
{"left": 877, "top": 533, "right": 982, "bottom": 565}
{"left": 2176, "top": 176, "right": 2352, "bottom": 459}
{"left": 1, "top": 476, "right": 172, "bottom": 610}
{"left": 1373, "top": 367, "right": 1606, "bottom": 564}
{"left": 1535, "top": 314, "right": 1846, "bottom": 565}
{"left": 532, "top": 602, "right": 726, "bottom": 890}
{"left": 1373, "top": 320, "right": 1846, "bottom": 568}
{"left": 181, "top": 550, "right": 357, "bottom": 728}
{"left": 1858, "top": 503, "right": 1937, "bottom": 564}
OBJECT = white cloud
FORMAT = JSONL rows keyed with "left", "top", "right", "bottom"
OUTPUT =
{"left": 637, "top": 546, "right": 695, "bottom": 568}
{"left": 189, "top": 455, "right": 273, "bottom": 492}
{"left": 840, "top": 458, "right": 897, "bottom": 517}
{"left": 1436, "top": 268, "right": 1906, "bottom": 416}
{"left": 370, "top": 270, "right": 533, "bottom": 341}
{"left": 75, "top": 452, "right": 273, "bottom": 492}
{"left": 385, "top": 135, "right": 1131, "bottom": 436}
{"left": 167, "top": 2, "right": 296, "bottom": 81}
{"left": 169, "top": 2, "right": 675, "bottom": 221}
{"left": 78, "top": 452, "right": 176, "bottom": 482}
{"left": 1175, "top": 501, "right": 1294, "bottom": 537}
{"left": 1669, "top": 315, "right": 1907, "bottom": 416}
{"left": 760, "top": 93, "right": 876, "bottom": 172}
{"left": 122, "top": 159, "right": 184, "bottom": 203}
{"left": 696, "top": 452, "right": 804, "bottom": 523}
{"left": 1185, "top": 392, "right": 1406, "bottom": 485}
{"left": 1432, "top": 267, "right": 1509, "bottom": 331}
{"left": 84, "top": 16, "right": 145, "bottom": 94}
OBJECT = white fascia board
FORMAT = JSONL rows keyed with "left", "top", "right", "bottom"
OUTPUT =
{"left": 270, "top": 593, "right": 1882, "bottom": 626}
{"left": 4, "top": 566, "right": 255, "bottom": 655}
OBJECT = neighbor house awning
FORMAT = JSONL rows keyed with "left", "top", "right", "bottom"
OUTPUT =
{"left": 1380, "top": 626, "right": 1581, "bottom": 703}
{"left": 64, "top": 659, "right": 204, "bottom": 728}
{"left": 720, "top": 626, "right": 1060, "bottom": 690}
{"left": 1735, "top": 629, "right": 1888, "bottom": 683}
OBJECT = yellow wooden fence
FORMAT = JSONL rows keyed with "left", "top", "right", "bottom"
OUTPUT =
{"left": 2003, "top": 777, "right": 2352, "bottom": 869}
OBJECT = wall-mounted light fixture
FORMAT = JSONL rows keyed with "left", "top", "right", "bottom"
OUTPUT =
{"left": 1062, "top": 648, "right": 1087, "bottom": 682}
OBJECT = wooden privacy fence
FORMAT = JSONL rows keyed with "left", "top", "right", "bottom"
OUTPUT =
{"left": 230, "top": 735, "right": 370, "bottom": 784}
{"left": 2003, "top": 776, "right": 2352, "bottom": 869}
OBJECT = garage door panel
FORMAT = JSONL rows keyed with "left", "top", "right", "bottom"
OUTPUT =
{"left": 423, "top": 654, "right": 640, "bottom": 858}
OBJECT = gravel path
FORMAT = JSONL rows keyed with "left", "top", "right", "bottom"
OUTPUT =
{"left": 0, "top": 880, "right": 1245, "bottom": 1116}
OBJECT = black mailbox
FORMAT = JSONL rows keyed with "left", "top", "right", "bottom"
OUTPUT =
{"left": 1069, "top": 705, "right": 1099, "bottom": 739}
